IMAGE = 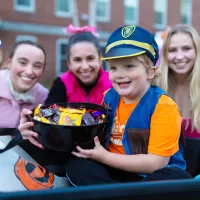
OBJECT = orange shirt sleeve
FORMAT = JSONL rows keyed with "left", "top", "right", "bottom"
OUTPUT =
{"left": 148, "top": 95, "right": 182, "bottom": 156}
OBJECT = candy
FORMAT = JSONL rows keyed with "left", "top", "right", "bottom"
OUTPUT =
{"left": 40, "top": 108, "right": 57, "bottom": 117}
{"left": 59, "top": 107, "right": 86, "bottom": 114}
{"left": 53, "top": 114, "right": 60, "bottom": 123}
{"left": 33, "top": 115, "right": 41, "bottom": 121}
{"left": 92, "top": 110, "right": 107, "bottom": 117}
{"left": 34, "top": 104, "right": 42, "bottom": 117}
{"left": 41, "top": 117, "right": 51, "bottom": 124}
{"left": 91, "top": 111, "right": 101, "bottom": 118}
{"left": 33, "top": 104, "right": 107, "bottom": 126}
{"left": 82, "top": 112, "right": 95, "bottom": 125}
{"left": 59, "top": 113, "right": 82, "bottom": 126}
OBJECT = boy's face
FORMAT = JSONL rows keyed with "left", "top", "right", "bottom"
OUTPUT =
{"left": 108, "top": 56, "right": 154, "bottom": 103}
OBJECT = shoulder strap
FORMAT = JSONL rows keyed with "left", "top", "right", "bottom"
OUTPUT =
{"left": 0, "top": 128, "right": 24, "bottom": 153}
{"left": 103, "top": 88, "right": 118, "bottom": 107}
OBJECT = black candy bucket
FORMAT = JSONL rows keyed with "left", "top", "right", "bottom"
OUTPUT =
{"left": 32, "top": 102, "right": 109, "bottom": 152}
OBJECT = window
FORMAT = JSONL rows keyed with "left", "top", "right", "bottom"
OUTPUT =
{"left": 154, "top": 0, "right": 167, "bottom": 29}
{"left": 14, "top": 0, "right": 35, "bottom": 12}
{"left": 56, "top": 39, "right": 68, "bottom": 76}
{"left": 96, "top": 0, "right": 110, "bottom": 22}
{"left": 55, "top": 0, "right": 72, "bottom": 18}
{"left": 16, "top": 35, "right": 37, "bottom": 42}
{"left": 124, "top": 0, "right": 139, "bottom": 25}
{"left": 181, "top": 0, "right": 192, "bottom": 24}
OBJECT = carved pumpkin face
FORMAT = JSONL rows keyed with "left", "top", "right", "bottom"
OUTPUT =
{"left": 14, "top": 157, "right": 54, "bottom": 190}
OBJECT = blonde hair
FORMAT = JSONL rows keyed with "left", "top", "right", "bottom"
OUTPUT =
{"left": 158, "top": 24, "right": 200, "bottom": 130}
{"left": 137, "top": 53, "right": 159, "bottom": 85}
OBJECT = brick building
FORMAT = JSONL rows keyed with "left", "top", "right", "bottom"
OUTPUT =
{"left": 0, "top": 0, "right": 197, "bottom": 86}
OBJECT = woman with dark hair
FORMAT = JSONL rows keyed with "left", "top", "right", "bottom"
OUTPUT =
{"left": 18, "top": 25, "right": 112, "bottom": 174}
{"left": 46, "top": 24, "right": 111, "bottom": 105}
{"left": 19, "top": 24, "right": 112, "bottom": 148}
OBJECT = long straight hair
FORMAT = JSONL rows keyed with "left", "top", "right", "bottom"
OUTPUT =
{"left": 158, "top": 24, "right": 200, "bottom": 130}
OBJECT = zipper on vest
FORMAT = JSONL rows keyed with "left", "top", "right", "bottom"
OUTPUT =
{"left": 86, "top": 95, "right": 89, "bottom": 102}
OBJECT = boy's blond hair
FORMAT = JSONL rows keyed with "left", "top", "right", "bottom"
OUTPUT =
{"left": 137, "top": 53, "right": 159, "bottom": 86}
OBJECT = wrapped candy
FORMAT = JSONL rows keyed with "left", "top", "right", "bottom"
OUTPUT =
{"left": 59, "top": 113, "right": 82, "bottom": 126}
{"left": 59, "top": 107, "right": 86, "bottom": 114}
{"left": 34, "top": 104, "right": 42, "bottom": 116}
{"left": 33, "top": 104, "right": 107, "bottom": 126}
{"left": 82, "top": 112, "right": 95, "bottom": 125}
{"left": 41, "top": 117, "right": 51, "bottom": 124}
{"left": 40, "top": 108, "right": 57, "bottom": 117}
{"left": 33, "top": 115, "right": 41, "bottom": 121}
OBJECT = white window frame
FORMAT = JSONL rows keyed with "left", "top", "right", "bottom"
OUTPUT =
{"left": 180, "top": 0, "right": 192, "bottom": 25}
{"left": 56, "top": 39, "right": 69, "bottom": 76}
{"left": 14, "top": 0, "right": 35, "bottom": 12}
{"left": 95, "top": 0, "right": 111, "bottom": 23}
{"left": 55, "top": 0, "right": 72, "bottom": 18}
{"left": 16, "top": 35, "right": 37, "bottom": 42}
{"left": 124, "top": 0, "right": 139, "bottom": 25}
{"left": 154, "top": 0, "right": 168, "bottom": 30}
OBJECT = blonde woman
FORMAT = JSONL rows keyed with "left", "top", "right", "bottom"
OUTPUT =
{"left": 158, "top": 24, "right": 200, "bottom": 139}
{"left": 157, "top": 24, "right": 200, "bottom": 177}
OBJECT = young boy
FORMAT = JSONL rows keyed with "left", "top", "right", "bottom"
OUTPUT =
{"left": 66, "top": 25, "right": 192, "bottom": 186}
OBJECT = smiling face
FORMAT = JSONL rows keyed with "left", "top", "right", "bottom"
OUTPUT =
{"left": 9, "top": 44, "right": 45, "bottom": 93}
{"left": 108, "top": 56, "right": 154, "bottom": 103}
{"left": 168, "top": 32, "right": 196, "bottom": 76}
{"left": 68, "top": 42, "right": 101, "bottom": 85}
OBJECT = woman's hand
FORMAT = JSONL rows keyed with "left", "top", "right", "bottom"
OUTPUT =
{"left": 18, "top": 109, "right": 44, "bottom": 149}
{"left": 72, "top": 136, "right": 108, "bottom": 162}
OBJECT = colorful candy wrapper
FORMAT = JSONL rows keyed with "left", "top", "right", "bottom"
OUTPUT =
{"left": 53, "top": 114, "right": 60, "bottom": 124}
{"left": 40, "top": 108, "right": 57, "bottom": 117}
{"left": 33, "top": 115, "right": 41, "bottom": 121}
{"left": 41, "top": 117, "right": 51, "bottom": 124}
{"left": 48, "top": 117, "right": 56, "bottom": 124}
{"left": 33, "top": 103, "right": 106, "bottom": 126}
{"left": 34, "top": 104, "right": 42, "bottom": 117}
{"left": 92, "top": 110, "right": 107, "bottom": 118}
{"left": 59, "top": 107, "right": 86, "bottom": 114}
{"left": 91, "top": 111, "right": 101, "bottom": 118}
{"left": 58, "top": 113, "right": 82, "bottom": 126}
{"left": 33, "top": 116, "right": 50, "bottom": 124}
{"left": 82, "top": 112, "right": 95, "bottom": 125}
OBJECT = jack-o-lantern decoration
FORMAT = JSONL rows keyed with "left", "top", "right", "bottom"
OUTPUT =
{"left": 14, "top": 157, "right": 54, "bottom": 190}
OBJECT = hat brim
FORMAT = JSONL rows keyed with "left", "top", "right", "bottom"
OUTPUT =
{"left": 101, "top": 47, "right": 146, "bottom": 60}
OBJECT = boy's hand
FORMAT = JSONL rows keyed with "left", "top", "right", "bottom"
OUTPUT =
{"left": 72, "top": 136, "right": 108, "bottom": 161}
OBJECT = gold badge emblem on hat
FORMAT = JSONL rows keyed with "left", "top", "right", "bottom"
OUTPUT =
{"left": 121, "top": 26, "right": 136, "bottom": 38}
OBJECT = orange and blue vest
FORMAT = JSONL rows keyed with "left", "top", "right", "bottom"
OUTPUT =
{"left": 103, "top": 86, "right": 186, "bottom": 172}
